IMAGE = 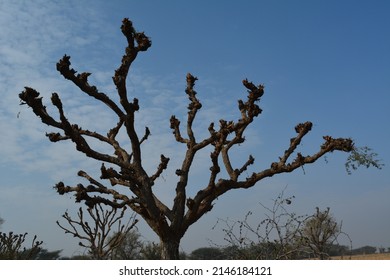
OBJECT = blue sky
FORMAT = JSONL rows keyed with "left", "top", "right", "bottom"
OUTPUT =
{"left": 0, "top": 0, "right": 389, "bottom": 257}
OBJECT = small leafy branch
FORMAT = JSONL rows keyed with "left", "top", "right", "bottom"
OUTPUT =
{"left": 345, "top": 146, "right": 384, "bottom": 175}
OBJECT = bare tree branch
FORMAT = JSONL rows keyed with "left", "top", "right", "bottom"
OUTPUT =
{"left": 56, "top": 55, "right": 125, "bottom": 118}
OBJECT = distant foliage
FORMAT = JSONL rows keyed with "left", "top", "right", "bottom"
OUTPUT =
{"left": 34, "top": 249, "right": 63, "bottom": 260}
{"left": 140, "top": 242, "right": 162, "bottom": 260}
{"left": 109, "top": 230, "right": 143, "bottom": 260}
{"left": 189, "top": 247, "right": 225, "bottom": 260}
{"left": 351, "top": 245, "right": 377, "bottom": 255}
{"left": 0, "top": 232, "right": 43, "bottom": 260}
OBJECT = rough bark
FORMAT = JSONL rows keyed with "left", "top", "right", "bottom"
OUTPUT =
{"left": 160, "top": 237, "right": 181, "bottom": 260}
{"left": 19, "top": 18, "right": 354, "bottom": 259}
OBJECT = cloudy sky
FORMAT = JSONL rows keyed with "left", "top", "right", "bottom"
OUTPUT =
{"left": 0, "top": 0, "right": 389, "bottom": 257}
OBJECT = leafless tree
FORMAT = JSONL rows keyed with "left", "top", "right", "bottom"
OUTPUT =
{"left": 56, "top": 205, "right": 137, "bottom": 259}
{"left": 20, "top": 18, "right": 376, "bottom": 259}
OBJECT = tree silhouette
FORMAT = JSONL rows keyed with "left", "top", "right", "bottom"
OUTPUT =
{"left": 20, "top": 18, "right": 370, "bottom": 259}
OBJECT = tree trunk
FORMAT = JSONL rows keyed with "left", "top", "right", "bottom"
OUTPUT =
{"left": 160, "top": 237, "right": 181, "bottom": 260}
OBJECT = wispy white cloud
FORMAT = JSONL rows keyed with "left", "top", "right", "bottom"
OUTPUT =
{"left": 0, "top": 1, "right": 107, "bottom": 179}
{"left": 0, "top": 3, "right": 120, "bottom": 256}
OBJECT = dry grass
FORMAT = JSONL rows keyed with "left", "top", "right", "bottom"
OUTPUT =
{"left": 331, "top": 253, "right": 390, "bottom": 260}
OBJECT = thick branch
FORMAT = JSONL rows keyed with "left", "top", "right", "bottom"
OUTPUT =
{"left": 185, "top": 73, "right": 202, "bottom": 145}
{"left": 55, "top": 171, "right": 136, "bottom": 209}
{"left": 52, "top": 92, "right": 127, "bottom": 166}
{"left": 111, "top": 19, "right": 151, "bottom": 166}
{"left": 235, "top": 135, "right": 353, "bottom": 191}
{"left": 112, "top": 18, "right": 150, "bottom": 115}
{"left": 150, "top": 154, "right": 170, "bottom": 182}
{"left": 129, "top": 127, "right": 151, "bottom": 162}
{"left": 184, "top": 122, "right": 353, "bottom": 230}
{"left": 20, "top": 88, "right": 130, "bottom": 167}
{"left": 19, "top": 87, "right": 62, "bottom": 128}
{"left": 170, "top": 116, "right": 187, "bottom": 144}
{"left": 279, "top": 122, "right": 313, "bottom": 165}
{"left": 56, "top": 55, "right": 125, "bottom": 118}
{"left": 169, "top": 73, "right": 203, "bottom": 147}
